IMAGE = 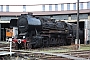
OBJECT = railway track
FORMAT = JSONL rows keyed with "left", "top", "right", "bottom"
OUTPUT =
{"left": 0, "top": 41, "right": 90, "bottom": 60}
{"left": 0, "top": 48, "right": 89, "bottom": 60}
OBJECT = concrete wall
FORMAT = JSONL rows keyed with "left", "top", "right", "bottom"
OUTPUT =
{"left": 71, "top": 14, "right": 88, "bottom": 20}
{"left": 0, "top": 16, "right": 18, "bottom": 21}
{"left": 0, "top": 2, "right": 89, "bottom": 12}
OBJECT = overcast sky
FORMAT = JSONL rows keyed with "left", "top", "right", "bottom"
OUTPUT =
{"left": 0, "top": 0, "right": 90, "bottom": 5}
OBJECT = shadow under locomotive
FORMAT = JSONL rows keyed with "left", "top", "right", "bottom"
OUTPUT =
{"left": 10, "top": 13, "right": 84, "bottom": 49}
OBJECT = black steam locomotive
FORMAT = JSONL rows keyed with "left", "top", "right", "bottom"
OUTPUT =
{"left": 10, "top": 13, "right": 83, "bottom": 49}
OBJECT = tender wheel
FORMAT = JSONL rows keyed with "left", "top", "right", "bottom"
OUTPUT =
{"left": 26, "top": 37, "right": 34, "bottom": 49}
{"left": 58, "top": 38, "right": 66, "bottom": 46}
{"left": 13, "top": 42, "right": 19, "bottom": 50}
{"left": 26, "top": 42, "right": 32, "bottom": 49}
{"left": 27, "top": 42, "right": 35, "bottom": 49}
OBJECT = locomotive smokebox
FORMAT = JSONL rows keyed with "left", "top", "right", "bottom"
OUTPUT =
{"left": 17, "top": 13, "right": 42, "bottom": 33}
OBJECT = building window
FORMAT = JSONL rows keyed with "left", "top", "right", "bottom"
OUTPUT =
{"left": 6, "top": 5, "right": 9, "bottom": 12}
{"left": 67, "top": 3, "right": 70, "bottom": 10}
{"left": 23, "top": 5, "right": 26, "bottom": 12}
{"left": 0, "top": 5, "right": 3, "bottom": 12}
{"left": 87, "top": 2, "right": 90, "bottom": 9}
{"left": 55, "top": 4, "right": 58, "bottom": 11}
{"left": 61, "top": 4, "right": 64, "bottom": 11}
{"left": 42, "top": 5, "right": 45, "bottom": 11}
{"left": 73, "top": 3, "right": 76, "bottom": 10}
{"left": 49, "top": 4, "right": 52, "bottom": 11}
{"left": 80, "top": 3, "right": 83, "bottom": 10}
